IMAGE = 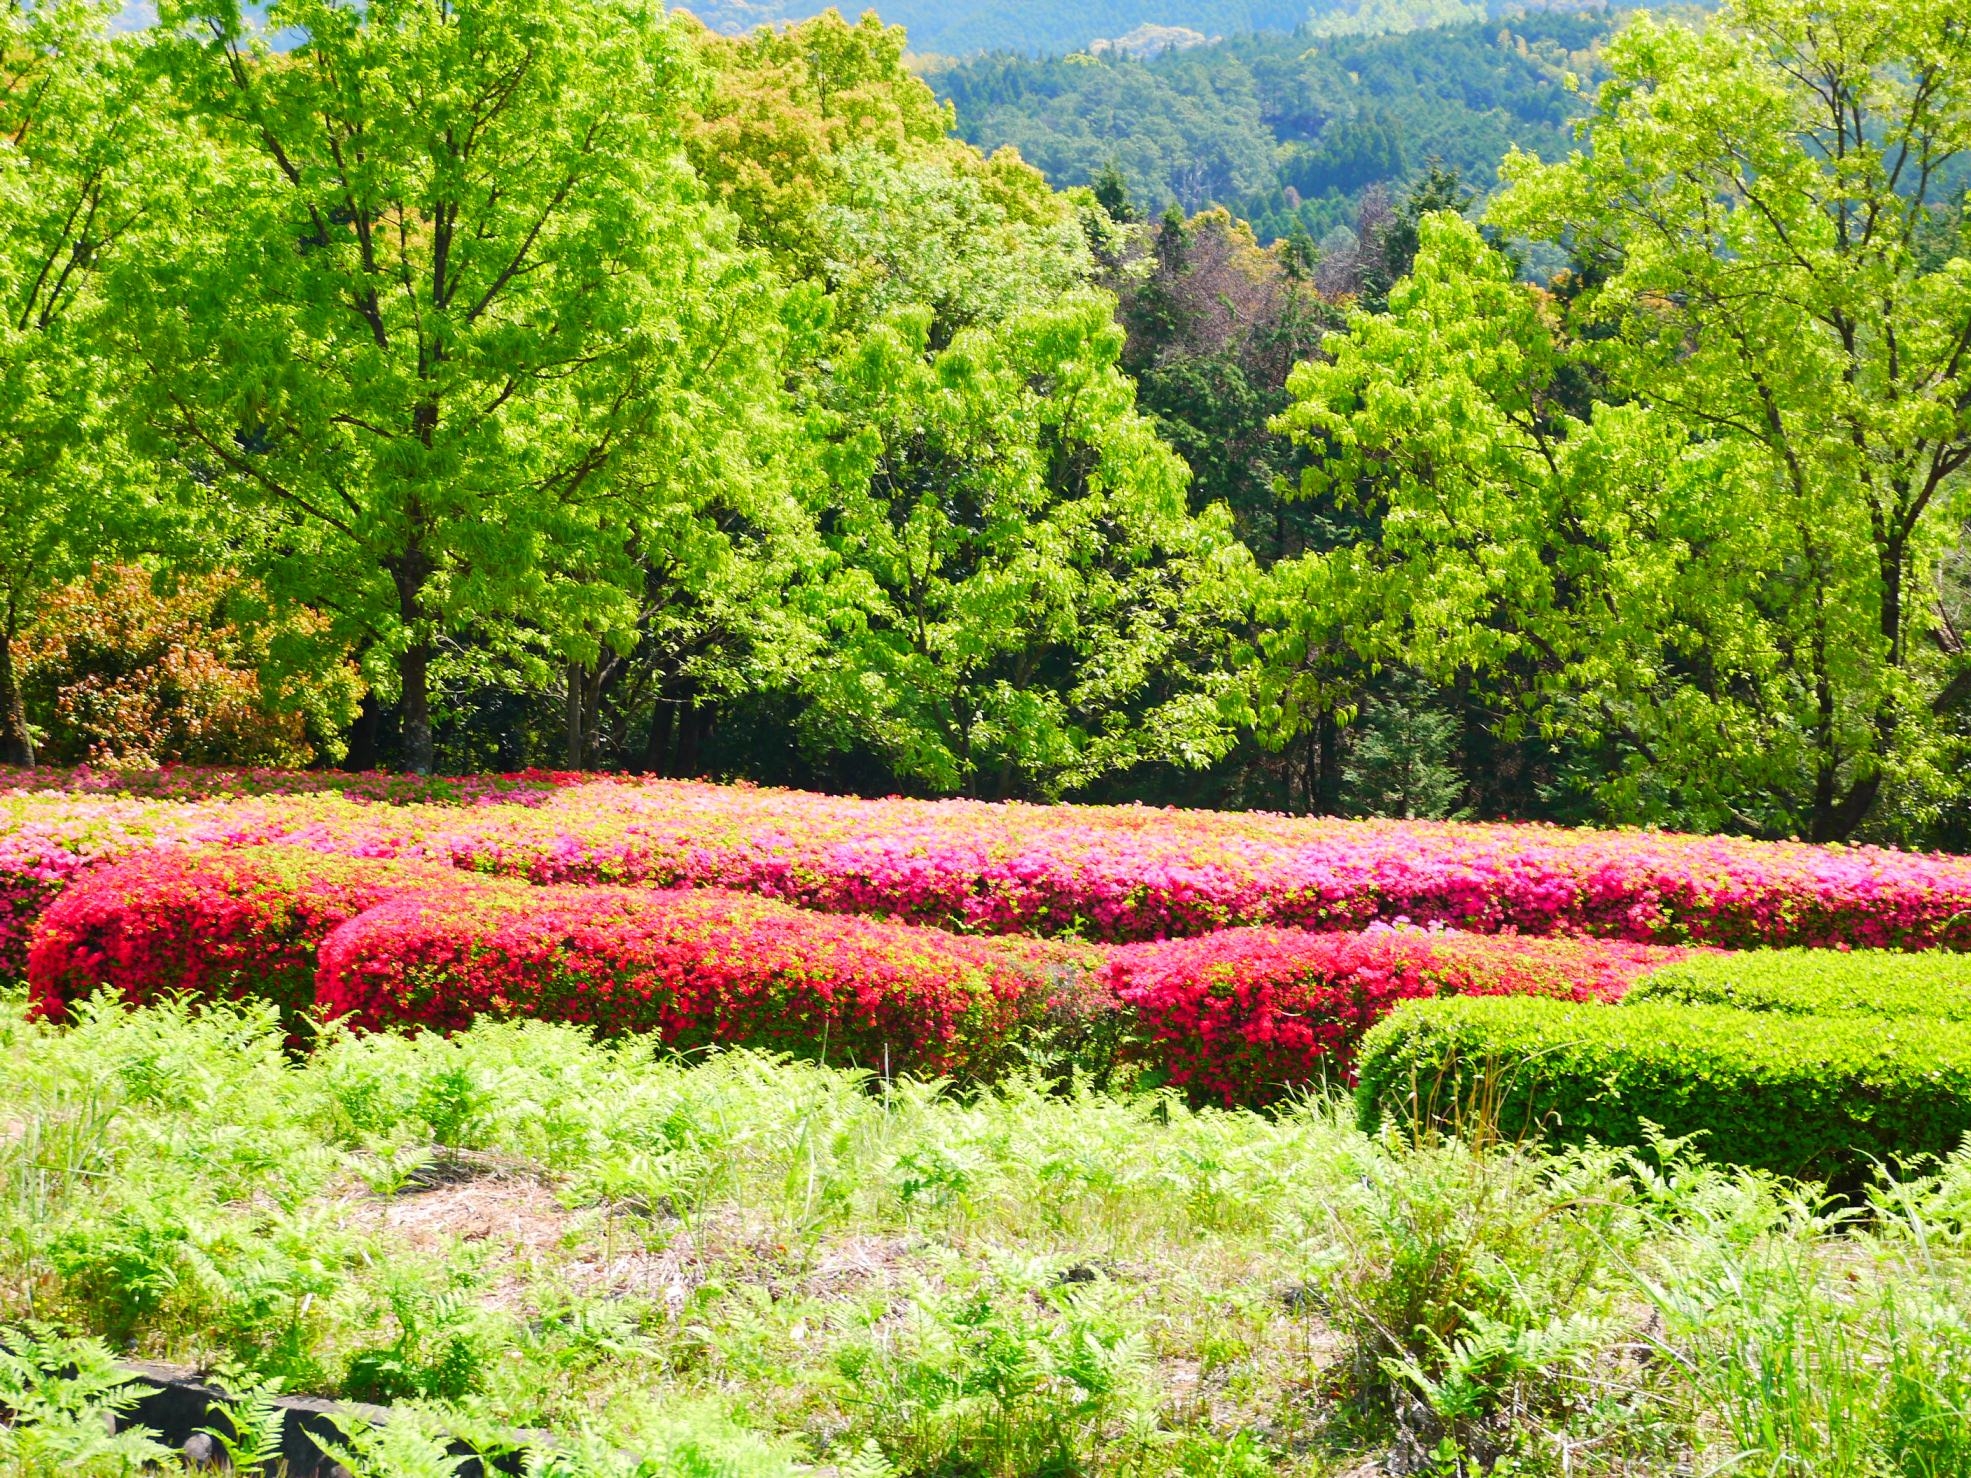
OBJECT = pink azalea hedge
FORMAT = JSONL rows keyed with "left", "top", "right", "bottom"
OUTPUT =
{"left": 27, "top": 846, "right": 486, "bottom": 1024}
{"left": 23, "top": 837, "right": 1684, "bottom": 1095}
{"left": 4, "top": 775, "right": 1970, "bottom": 965}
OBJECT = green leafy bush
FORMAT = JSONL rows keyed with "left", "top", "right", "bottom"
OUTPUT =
{"left": 1355, "top": 996, "right": 1971, "bottom": 1185}
{"left": 1629, "top": 948, "right": 1971, "bottom": 1021}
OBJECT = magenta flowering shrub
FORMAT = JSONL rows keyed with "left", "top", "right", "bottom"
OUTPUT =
{"left": 1106, "top": 926, "right": 1689, "bottom": 1106}
{"left": 198, "top": 782, "right": 1971, "bottom": 947}
{"left": 4, "top": 776, "right": 1970, "bottom": 978}
{"left": 26, "top": 846, "right": 486, "bottom": 1024}
{"left": 315, "top": 884, "right": 1072, "bottom": 1077}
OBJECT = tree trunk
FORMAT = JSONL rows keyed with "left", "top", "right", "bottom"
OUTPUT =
{"left": 565, "top": 661, "right": 587, "bottom": 770}
{"left": 1809, "top": 772, "right": 1881, "bottom": 844}
{"left": 674, "top": 707, "right": 703, "bottom": 779}
{"left": 0, "top": 628, "right": 34, "bottom": 768}
{"left": 673, "top": 679, "right": 705, "bottom": 778}
{"left": 399, "top": 641, "right": 434, "bottom": 775}
{"left": 344, "top": 690, "right": 382, "bottom": 772}
{"left": 640, "top": 689, "right": 676, "bottom": 775}
{"left": 389, "top": 552, "right": 436, "bottom": 775}
{"left": 1314, "top": 711, "right": 1341, "bottom": 815}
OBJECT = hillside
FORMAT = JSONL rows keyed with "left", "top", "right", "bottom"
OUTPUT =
{"left": 678, "top": 0, "right": 1533, "bottom": 58}
{"left": 930, "top": 7, "right": 1620, "bottom": 240}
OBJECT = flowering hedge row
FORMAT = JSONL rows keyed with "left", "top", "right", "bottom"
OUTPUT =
{"left": 27, "top": 847, "right": 481, "bottom": 1025}
{"left": 23, "top": 846, "right": 1095, "bottom": 1077}
{"left": 6, "top": 776, "right": 1971, "bottom": 975}
{"left": 1105, "top": 925, "right": 1688, "bottom": 1106}
{"left": 316, "top": 884, "right": 1080, "bottom": 1078}
{"left": 20, "top": 843, "right": 1691, "bottom": 1094}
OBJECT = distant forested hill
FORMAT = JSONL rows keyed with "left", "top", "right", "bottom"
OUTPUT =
{"left": 678, "top": 0, "right": 1587, "bottom": 59}
{"left": 929, "top": 8, "right": 1622, "bottom": 241}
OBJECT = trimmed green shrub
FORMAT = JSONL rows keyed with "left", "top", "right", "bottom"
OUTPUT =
{"left": 1355, "top": 995, "right": 1971, "bottom": 1186}
{"left": 1629, "top": 948, "right": 1971, "bottom": 1021}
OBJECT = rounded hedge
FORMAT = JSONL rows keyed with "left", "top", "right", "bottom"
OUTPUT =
{"left": 26, "top": 846, "right": 480, "bottom": 1025}
{"left": 1356, "top": 994, "right": 1971, "bottom": 1187}
{"left": 314, "top": 884, "right": 1080, "bottom": 1078}
{"left": 1628, "top": 947, "right": 1971, "bottom": 1021}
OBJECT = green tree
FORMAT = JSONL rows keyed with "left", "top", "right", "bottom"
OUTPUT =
{"left": 0, "top": 1, "right": 174, "bottom": 765}
{"left": 671, "top": 10, "right": 1254, "bottom": 797}
{"left": 564, "top": 353, "right": 827, "bottom": 774}
{"left": 126, "top": 0, "right": 775, "bottom": 772}
{"left": 808, "top": 293, "right": 1252, "bottom": 798}
{"left": 682, "top": 10, "right": 954, "bottom": 280}
{"left": 1271, "top": 0, "right": 1971, "bottom": 840}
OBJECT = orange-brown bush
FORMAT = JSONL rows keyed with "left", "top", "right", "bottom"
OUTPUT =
{"left": 19, "top": 565, "right": 361, "bottom": 768}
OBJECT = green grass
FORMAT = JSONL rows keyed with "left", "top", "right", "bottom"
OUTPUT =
{"left": 3, "top": 993, "right": 1971, "bottom": 1476}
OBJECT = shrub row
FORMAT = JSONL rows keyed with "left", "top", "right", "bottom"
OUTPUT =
{"left": 32, "top": 844, "right": 1971, "bottom": 1184}
{"left": 26, "top": 849, "right": 1095, "bottom": 1078}
{"left": 28, "top": 850, "right": 1697, "bottom": 1089}
{"left": 1355, "top": 995, "right": 1971, "bottom": 1186}
{"left": 1627, "top": 947, "right": 1971, "bottom": 1021}
{"left": 1104, "top": 926, "right": 1686, "bottom": 1106}
{"left": 27, "top": 847, "right": 480, "bottom": 1025}
{"left": 13, "top": 775, "right": 1971, "bottom": 961}
{"left": 315, "top": 884, "right": 1085, "bottom": 1078}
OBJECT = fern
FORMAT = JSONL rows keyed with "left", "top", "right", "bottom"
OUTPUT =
{"left": 0, "top": 1324, "right": 173, "bottom": 1476}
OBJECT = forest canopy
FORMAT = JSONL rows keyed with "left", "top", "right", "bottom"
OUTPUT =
{"left": 3, "top": 0, "right": 1968, "bottom": 849}
{"left": 677, "top": 0, "right": 1523, "bottom": 60}
{"left": 930, "top": 5, "right": 1614, "bottom": 242}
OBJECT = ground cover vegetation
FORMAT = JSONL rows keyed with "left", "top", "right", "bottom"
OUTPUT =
{"left": 6, "top": 995, "right": 1971, "bottom": 1478}
{"left": 1, "top": 0, "right": 1965, "bottom": 849}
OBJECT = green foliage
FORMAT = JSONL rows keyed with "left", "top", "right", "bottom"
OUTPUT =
{"left": 832, "top": 1263, "right": 1158, "bottom": 1478}
{"left": 1630, "top": 948, "right": 1971, "bottom": 1022}
{"left": 196, "top": 1375, "right": 288, "bottom": 1474}
{"left": 1337, "top": 673, "right": 1467, "bottom": 819}
{"left": 6, "top": 994, "right": 1971, "bottom": 1472}
{"left": 124, "top": 0, "right": 789, "bottom": 774}
{"left": 1481, "top": 0, "right": 1971, "bottom": 841}
{"left": 341, "top": 1261, "right": 496, "bottom": 1405}
{"left": 0, "top": 1325, "right": 172, "bottom": 1477}
{"left": 1356, "top": 994, "right": 1971, "bottom": 1185}
{"left": 806, "top": 292, "right": 1254, "bottom": 796}
{"left": 1276, "top": 0, "right": 1971, "bottom": 840}
{"left": 1309, "top": 1139, "right": 1642, "bottom": 1467}
{"left": 1637, "top": 1188, "right": 1971, "bottom": 1477}
{"left": 0, "top": 1, "right": 185, "bottom": 766}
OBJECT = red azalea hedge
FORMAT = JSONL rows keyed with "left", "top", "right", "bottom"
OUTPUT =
{"left": 1105, "top": 926, "right": 1689, "bottom": 1106}
{"left": 26, "top": 846, "right": 484, "bottom": 1024}
{"left": 314, "top": 884, "right": 1080, "bottom": 1078}
{"left": 22, "top": 843, "right": 1700, "bottom": 1098}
